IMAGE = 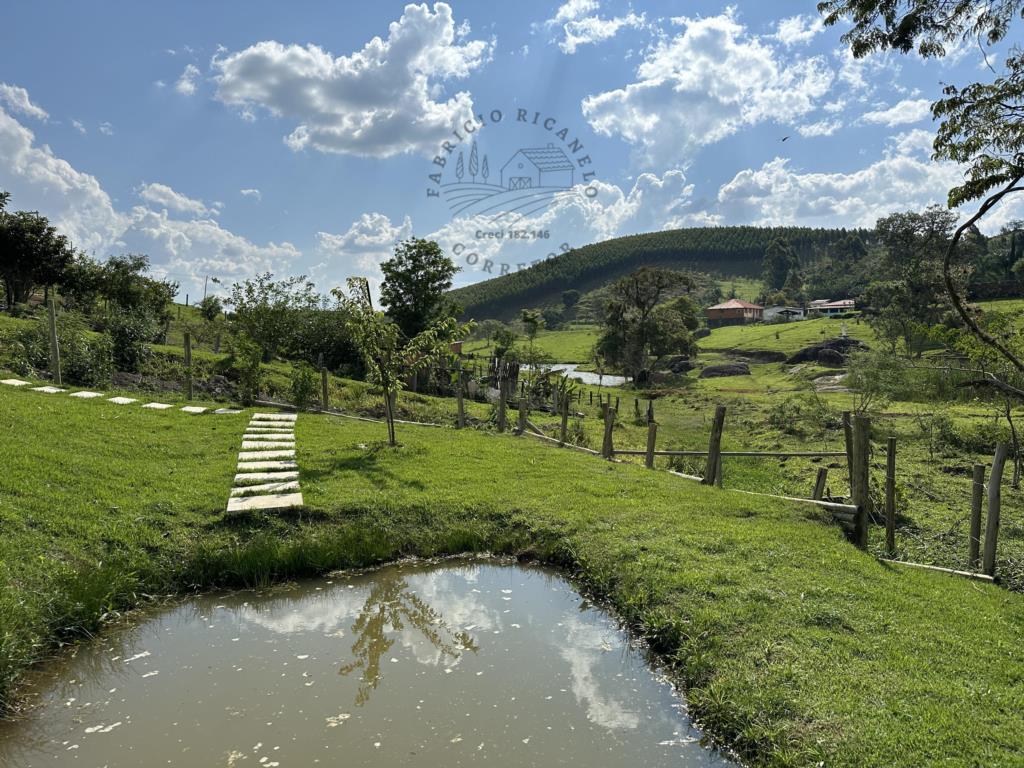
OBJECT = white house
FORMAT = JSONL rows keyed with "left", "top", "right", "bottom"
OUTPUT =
{"left": 500, "top": 144, "right": 575, "bottom": 190}
{"left": 809, "top": 299, "right": 856, "bottom": 316}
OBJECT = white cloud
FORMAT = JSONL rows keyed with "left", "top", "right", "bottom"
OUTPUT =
{"left": 316, "top": 212, "right": 412, "bottom": 275}
{"left": 544, "top": 2, "right": 645, "bottom": 54}
{"left": 98, "top": 121, "right": 114, "bottom": 136}
{"left": 212, "top": 2, "right": 492, "bottom": 158}
{"left": 773, "top": 15, "right": 824, "bottom": 47}
{"left": 861, "top": 97, "right": 932, "bottom": 126}
{"left": 0, "top": 83, "right": 49, "bottom": 120}
{"left": 137, "top": 182, "right": 216, "bottom": 217}
{"left": 0, "top": 98, "right": 300, "bottom": 297}
{"left": 797, "top": 118, "right": 842, "bottom": 137}
{"left": 71, "top": 119, "right": 86, "bottom": 134}
{"left": 239, "top": 188, "right": 262, "bottom": 201}
{"left": 175, "top": 64, "right": 201, "bottom": 96}
{"left": 581, "top": 12, "right": 833, "bottom": 167}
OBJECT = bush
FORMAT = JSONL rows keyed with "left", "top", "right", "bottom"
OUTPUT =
{"left": 233, "top": 335, "right": 264, "bottom": 405}
{"left": 105, "top": 310, "right": 155, "bottom": 373}
{"left": 291, "top": 363, "right": 319, "bottom": 411}
{"left": 767, "top": 393, "right": 839, "bottom": 437}
{"left": 5, "top": 313, "right": 112, "bottom": 386}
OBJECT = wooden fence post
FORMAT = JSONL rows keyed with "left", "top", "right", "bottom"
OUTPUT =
{"left": 969, "top": 463, "right": 986, "bottom": 569}
{"left": 634, "top": 398, "right": 640, "bottom": 420}
{"left": 560, "top": 398, "right": 569, "bottom": 445}
{"left": 645, "top": 421, "right": 657, "bottom": 469}
{"left": 184, "top": 331, "right": 193, "bottom": 401}
{"left": 812, "top": 467, "right": 828, "bottom": 500}
{"left": 497, "top": 380, "right": 507, "bottom": 433}
{"left": 321, "top": 367, "right": 329, "bottom": 410}
{"left": 601, "top": 407, "right": 616, "bottom": 459}
{"left": 715, "top": 453, "right": 724, "bottom": 488}
{"left": 615, "top": 396, "right": 620, "bottom": 411}
{"left": 702, "top": 405, "right": 727, "bottom": 485}
{"left": 851, "top": 415, "right": 871, "bottom": 548}
{"left": 843, "top": 410, "right": 854, "bottom": 496}
{"left": 983, "top": 444, "right": 1009, "bottom": 577}
{"left": 456, "top": 364, "right": 465, "bottom": 429}
{"left": 647, "top": 401, "right": 654, "bottom": 424}
{"left": 517, "top": 397, "right": 527, "bottom": 434}
{"left": 47, "top": 296, "right": 62, "bottom": 386}
{"left": 886, "top": 436, "right": 896, "bottom": 557}
{"left": 589, "top": 391, "right": 593, "bottom": 405}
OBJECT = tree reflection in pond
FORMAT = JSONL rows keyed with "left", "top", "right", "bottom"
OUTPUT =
{"left": 338, "top": 568, "right": 479, "bottom": 705}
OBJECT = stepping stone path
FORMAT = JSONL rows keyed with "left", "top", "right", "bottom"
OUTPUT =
{"left": 0, "top": 378, "right": 243, "bottom": 418}
{"left": 227, "top": 413, "right": 303, "bottom": 514}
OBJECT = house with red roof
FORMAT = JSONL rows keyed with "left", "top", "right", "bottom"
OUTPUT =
{"left": 705, "top": 298, "right": 764, "bottom": 328}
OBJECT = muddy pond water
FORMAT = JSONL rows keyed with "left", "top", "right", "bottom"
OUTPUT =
{"left": 0, "top": 561, "right": 730, "bottom": 767}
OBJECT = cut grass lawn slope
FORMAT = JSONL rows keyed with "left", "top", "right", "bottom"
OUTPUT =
{"left": 1, "top": 385, "right": 1023, "bottom": 767}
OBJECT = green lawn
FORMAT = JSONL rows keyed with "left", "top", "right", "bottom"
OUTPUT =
{"left": 463, "top": 325, "right": 600, "bottom": 363}
{"left": 2, "top": 384, "right": 1024, "bottom": 766}
{"left": 700, "top": 316, "right": 876, "bottom": 354}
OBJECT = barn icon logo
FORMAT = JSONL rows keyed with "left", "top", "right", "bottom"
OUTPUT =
{"left": 440, "top": 142, "right": 576, "bottom": 220}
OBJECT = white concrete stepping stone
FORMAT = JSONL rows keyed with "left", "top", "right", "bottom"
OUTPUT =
{"left": 1, "top": 379, "right": 30, "bottom": 386}
{"left": 234, "top": 470, "right": 299, "bottom": 485}
{"left": 230, "top": 480, "right": 300, "bottom": 496}
{"left": 214, "top": 408, "right": 242, "bottom": 414}
{"left": 242, "top": 442, "right": 295, "bottom": 451}
{"left": 181, "top": 406, "right": 207, "bottom": 414}
{"left": 237, "top": 460, "right": 298, "bottom": 471}
{"left": 238, "top": 449, "right": 295, "bottom": 461}
{"left": 142, "top": 402, "right": 173, "bottom": 410}
{"left": 244, "top": 427, "right": 294, "bottom": 433}
{"left": 32, "top": 386, "right": 66, "bottom": 394}
{"left": 69, "top": 391, "right": 103, "bottom": 399}
{"left": 243, "top": 433, "right": 294, "bottom": 441}
{"left": 252, "top": 413, "right": 297, "bottom": 421}
{"left": 108, "top": 396, "right": 137, "bottom": 405}
{"left": 227, "top": 492, "right": 304, "bottom": 513}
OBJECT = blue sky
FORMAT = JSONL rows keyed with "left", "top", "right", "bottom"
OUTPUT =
{"left": 0, "top": 1, "right": 1013, "bottom": 300}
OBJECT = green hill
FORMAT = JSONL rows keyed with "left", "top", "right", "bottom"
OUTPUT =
{"left": 450, "top": 226, "right": 863, "bottom": 321}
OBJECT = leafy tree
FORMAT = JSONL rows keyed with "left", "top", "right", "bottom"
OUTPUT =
{"left": 227, "top": 272, "right": 320, "bottom": 361}
{"left": 762, "top": 237, "right": 798, "bottom": 292}
{"left": 561, "top": 289, "right": 580, "bottom": 309}
{"left": 337, "top": 277, "right": 470, "bottom": 445}
{"left": 198, "top": 295, "right": 222, "bottom": 322}
{"left": 822, "top": 0, "right": 1024, "bottom": 380}
{"left": 379, "top": 238, "right": 459, "bottom": 339}
{"left": 98, "top": 254, "right": 178, "bottom": 326}
{"left": 490, "top": 325, "right": 517, "bottom": 359}
{"left": 0, "top": 202, "right": 74, "bottom": 311}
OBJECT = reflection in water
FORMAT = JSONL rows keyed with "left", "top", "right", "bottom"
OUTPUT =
{"left": 0, "top": 561, "right": 731, "bottom": 767}
{"left": 338, "top": 568, "right": 478, "bottom": 705}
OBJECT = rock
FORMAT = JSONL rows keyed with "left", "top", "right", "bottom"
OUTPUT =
{"left": 698, "top": 362, "right": 751, "bottom": 378}
{"left": 694, "top": 328, "right": 711, "bottom": 339}
{"left": 656, "top": 355, "right": 696, "bottom": 374}
{"left": 738, "top": 349, "right": 787, "bottom": 363}
{"left": 816, "top": 348, "right": 846, "bottom": 367}
{"left": 786, "top": 337, "right": 867, "bottom": 365}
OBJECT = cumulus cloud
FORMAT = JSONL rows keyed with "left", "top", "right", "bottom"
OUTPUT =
{"left": 98, "top": 121, "right": 114, "bottom": 136}
{"left": 137, "top": 182, "right": 216, "bottom": 217}
{"left": 239, "top": 188, "right": 262, "bottom": 201}
{"left": 581, "top": 11, "right": 833, "bottom": 167}
{"left": 545, "top": 1, "right": 645, "bottom": 54}
{"left": 861, "top": 97, "right": 932, "bottom": 126}
{"left": 175, "top": 64, "right": 201, "bottom": 96}
{"left": 212, "top": 2, "right": 492, "bottom": 157}
{"left": 0, "top": 83, "right": 49, "bottom": 120}
{"left": 316, "top": 212, "right": 412, "bottom": 275}
{"left": 0, "top": 98, "right": 300, "bottom": 297}
{"left": 773, "top": 14, "right": 824, "bottom": 47}
{"left": 71, "top": 119, "right": 86, "bottom": 134}
{"left": 797, "top": 118, "right": 842, "bottom": 137}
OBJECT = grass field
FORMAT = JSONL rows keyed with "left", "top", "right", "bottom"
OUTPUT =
{"left": 699, "top": 316, "right": 876, "bottom": 354}
{"left": 2, "top": 384, "right": 1023, "bottom": 767}
{"left": 463, "top": 325, "right": 601, "bottom": 363}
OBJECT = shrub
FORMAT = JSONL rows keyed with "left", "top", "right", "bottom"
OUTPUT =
{"left": 291, "top": 363, "right": 319, "bottom": 411}
{"left": 6, "top": 313, "right": 112, "bottom": 386}
{"left": 767, "top": 393, "right": 839, "bottom": 437}
{"left": 233, "top": 335, "right": 264, "bottom": 405}
{"left": 105, "top": 310, "right": 155, "bottom": 373}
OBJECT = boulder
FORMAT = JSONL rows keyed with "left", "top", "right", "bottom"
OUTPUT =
{"left": 786, "top": 337, "right": 867, "bottom": 365}
{"left": 816, "top": 348, "right": 846, "bottom": 367}
{"left": 656, "top": 355, "right": 696, "bottom": 374}
{"left": 698, "top": 362, "right": 751, "bottom": 378}
{"left": 738, "top": 349, "right": 787, "bottom": 363}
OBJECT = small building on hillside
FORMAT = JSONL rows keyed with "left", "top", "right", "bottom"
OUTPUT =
{"left": 809, "top": 299, "right": 856, "bottom": 317}
{"left": 764, "top": 305, "right": 805, "bottom": 322}
{"left": 501, "top": 144, "right": 575, "bottom": 189}
{"left": 705, "top": 299, "right": 764, "bottom": 328}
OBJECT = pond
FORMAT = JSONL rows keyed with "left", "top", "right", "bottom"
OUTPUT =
{"left": 528, "top": 364, "right": 628, "bottom": 387}
{"left": 0, "top": 561, "right": 730, "bottom": 767}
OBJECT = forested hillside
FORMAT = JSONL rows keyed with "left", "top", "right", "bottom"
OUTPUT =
{"left": 451, "top": 226, "right": 864, "bottom": 320}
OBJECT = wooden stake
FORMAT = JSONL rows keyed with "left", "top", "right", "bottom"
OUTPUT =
{"left": 602, "top": 407, "right": 616, "bottom": 459}
{"left": 715, "top": 453, "right": 723, "bottom": 488}
{"left": 851, "top": 415, "right": 871, "bottom": 548}
{"left": 812, "top": 467, "right": 828, "bottom": 500}
{"left": 321, "top": 367, "right": 329, "bottom": 410}
{"left": 645, "top": 421, "right": 657, "bottom": 469}
{"left": 560, "top": 397, "right": 569, "bottom": 445}
{"left": 47, "top": 296, "right": 62, "bottom": 386}
{"left": 969, "top": 463, "right": 985, "bottom": 569}
{"left": 184, "top": 331, "right": 193, "bottom": 401}
{"left": 843, "top": 411, "right": 854, "bottom": 496}
{"left": 983, "top": 444, "right": 1009, "bottom": 577}
{"left": 497, "top": 380, "right": 507, "bottom": 433}
{"left": 647, "top": 401, "right": 654, "bottom": 424}
{"left": 456, "top": 365, "right": 465, "bottom": 429}
{"left": 517, "top": 397, "right": 527, "bottom": 434}
{"left": 885, "top": 436, "right": 896, "bottom": 557}
{"left": 702, "top": 405, "right": 726, "bottom": 485}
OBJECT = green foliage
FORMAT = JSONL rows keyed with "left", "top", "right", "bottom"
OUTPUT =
{"left": 227, "top": 272, "right": 320, "bottom": 361}
{"left": 380, "top": 238, "right": 459, "bottom": 338}
{"left": 104, "top": 309, "right": 156, "bottom": 373}
{"left": 766, "top": 393, "right": 839, "bottom": 437}
{"left": 233, "top": 334, "right": 264, "bottom": 405}
{"left": 198, "top": 295, "right": 222, "bottom": 322}
{"left": 450, "top": 226, "right": 862, "bottom": 321}
{"left": 5, "top": 312, "right": 112, "bottom": 386}
{"left": 290, "top": 362, "right": 319, "bottom": 411}
{"left": 762, "top": 237, "right": 798, "bottom": 292}
{"left": 0, "top": 199, "right": 75, "bottom": 309}
{"left": 845, "top": 347, "right": 908, "bottom": 414}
